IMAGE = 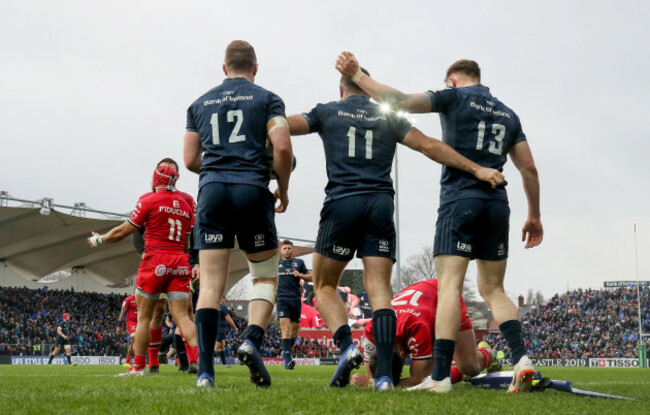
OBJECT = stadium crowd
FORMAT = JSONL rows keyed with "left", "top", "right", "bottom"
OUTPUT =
{"left": 6, "top": 284, "right": 647, "bottom": 360}
{"left": 0, "top": 285, "right": 337, "bottom": 358}
{"left": 0, "top": 286, "right": 127, "bottom": 356}
{"left": 484, "top": 286, "right": 650, "bottom": 359}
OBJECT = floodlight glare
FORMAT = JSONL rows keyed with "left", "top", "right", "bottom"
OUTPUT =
{"left": 380, "top": 103, "right": 391, "bottom": 113}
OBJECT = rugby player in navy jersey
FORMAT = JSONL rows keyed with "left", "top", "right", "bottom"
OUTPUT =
{"left": 337, "top": 53, "right": 543, "bottom": 393}
{"left": 48, "top": 313, "right": 74, "bottom": 365}
{"left": 214, "top": 297, "right": 238, "bottom": 367}
{"left": 184, "top": 40, "right": 293, "bottom": 388}
{"left": 287, "top": 68, "right": 504, "bottom": 391}
{"left": 277, "top": 239, "right": 312, "bottom": 370}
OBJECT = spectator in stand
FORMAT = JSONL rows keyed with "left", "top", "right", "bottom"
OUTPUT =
{"left": 483, "top": 287, "right": 650, "bottom": 360}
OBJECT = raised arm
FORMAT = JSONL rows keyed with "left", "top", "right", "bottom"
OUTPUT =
{"left": 509, "top": 141, "right": 543, "bottom": 248}
{"left": 88, "top": 221, "right": 139, "bottom": 248}
{"left": 335, "top": 51, "right": 431, "bottom": 113}
{"left": 287, "top": 114, "right": 311, "bottom": 136}
{"left": 183, "top": 131, "right": 203, "bottom": 174}
{"left": 402, "top": 127, "right": 505, "bottom": 188}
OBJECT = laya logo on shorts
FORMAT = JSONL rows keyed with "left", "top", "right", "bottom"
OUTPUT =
{"left": 497, "top": 243, "right": 506, "bottom": 256}
{"left": 378, "top": 239, "right": 390, "bottom": 253}
{"left": 332, "top": 245, "right": 350, "bottom": 256}
{"left": 456, "top": 242, "right": 472, "bottom": 253}
{"left": 155, "top": 265, "right": 167, "bottom": 277}
{"left": 254, "top": 234, "right": 265, "bottom": 247}
{"left": 204, "top": 233, "right": 223, "bottom": 243}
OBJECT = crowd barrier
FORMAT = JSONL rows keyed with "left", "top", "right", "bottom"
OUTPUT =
{"left": 4, "top": 355, "right": 648, "bottom": 367}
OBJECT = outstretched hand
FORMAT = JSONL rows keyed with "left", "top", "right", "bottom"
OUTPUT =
{"left": 336, "top": 51, "right": 360, "bottom": 78}
{"left": 475, "top": 167, "right": 505, "bottom": 188}
{"left": 522, "top": 218, "right": 543, "bottom": 248}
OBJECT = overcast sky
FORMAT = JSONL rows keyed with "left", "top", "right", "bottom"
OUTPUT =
{"left": 1, "top": 1, "right": 648, "bottom": 300}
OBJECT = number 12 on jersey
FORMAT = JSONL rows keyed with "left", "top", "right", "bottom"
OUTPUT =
{"left": 347, "top": 127, "right": 373, "bottom": 159}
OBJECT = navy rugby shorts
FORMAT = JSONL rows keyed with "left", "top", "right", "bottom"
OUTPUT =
{"left": 433, "top": 198, "right": 510, "bottom": 261}
{"left": 195, "top": 183, "right": 278, "bottom": 253}
{"left": 315, "top": 193, "right": 396, "bottom": 262}
{"left": 276, "top": 297, "right": 302, "bottom": 323}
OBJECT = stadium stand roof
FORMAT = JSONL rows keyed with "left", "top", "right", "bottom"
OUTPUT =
{"left": 0, "top": 194, "right": 314, "bottom": 291}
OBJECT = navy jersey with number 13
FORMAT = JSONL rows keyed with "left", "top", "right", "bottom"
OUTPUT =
{"left": 427, "top": 85, "right": 527, "bottom": 205}
{"left": 302, "top": 96, "right": 412, "bottom": 201}
{"left": 186, "top": 77, "right": 286, "bottom": 190}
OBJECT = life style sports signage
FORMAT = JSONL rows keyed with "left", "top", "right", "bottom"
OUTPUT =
{"left": 11, "top": 356, "right": 121, "bottom": 365}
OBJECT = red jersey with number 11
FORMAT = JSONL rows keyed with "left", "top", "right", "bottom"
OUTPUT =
{"left": 128, "top": 190, "right": 193, "bottom": 253}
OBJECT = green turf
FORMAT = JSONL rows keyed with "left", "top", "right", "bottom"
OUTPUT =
{"left": 0, "top": 365, "right": 648, "bottom": 414}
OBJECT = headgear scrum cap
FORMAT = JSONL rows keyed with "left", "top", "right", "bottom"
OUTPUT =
{"left": 153, "top": 165, "right": 178, "bottom": 191}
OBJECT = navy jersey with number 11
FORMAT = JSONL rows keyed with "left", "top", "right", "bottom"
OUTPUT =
{"left": 186, "top": 77, "right": 286, "bottom": 190}
{"left": 302, "top": 96, "right": 412, "bottom": 201}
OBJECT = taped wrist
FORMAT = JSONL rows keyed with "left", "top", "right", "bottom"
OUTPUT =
{"left": 89, "top": 234, "right": 104, "bottom": 247}
{"left": 351, "top": 68, "right": 363, "bottom": 84}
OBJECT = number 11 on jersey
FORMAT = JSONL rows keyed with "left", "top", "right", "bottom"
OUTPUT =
{"left": 347, "top": 127, "right": 373, "bottom": 159}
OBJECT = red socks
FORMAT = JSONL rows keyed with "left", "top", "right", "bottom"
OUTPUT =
{"left": 478, "top": 348, "right": 491, "bottom": 370}
{"left": 125, "top": 355, "right": 131, "bottom": 364}
{"left": 148, "top": 327, "right": 163, "bottom": 367}
{"left": 134, "top": 355, "right": 146, "bottom": 371}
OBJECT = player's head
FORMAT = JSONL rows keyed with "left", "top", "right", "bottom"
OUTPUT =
{"left": 152, "top": 158, "right": 180, "bottom": 192}
{"left": 368, "top": 342, "right": 405, "bottom": 383}
{"left": 62, "top": 313, "right": 71, "bottom": 321}
{"left": 152, "top": 165, "right": 179, "bottom": 192}
{"left": 223, "top": 40, "right": 258, "bottom": 78}
{"left": 157, "top": 157, "right": 179, "bottom": 172}
{"left": 340, "top": 67, "right": 370, "bottom": 98}
{"left": 445, "top": 59, "right": 481, "bottom": 87}
{"left": 221, "top": 297, "right": 227, "bottom": 304}
{"left": 280, "top": 239, "right": 294, "bottom": 259}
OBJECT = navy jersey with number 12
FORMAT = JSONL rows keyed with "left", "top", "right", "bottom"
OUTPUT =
{"left": 186, "top": 77, "right": 286, "bottom": 190}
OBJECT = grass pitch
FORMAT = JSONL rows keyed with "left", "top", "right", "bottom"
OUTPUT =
{"left": 0, "top": 364, "right": 648, "bottom": 414}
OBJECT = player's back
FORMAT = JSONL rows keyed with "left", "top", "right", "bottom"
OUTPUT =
{"left": 132, "top": 190, "right": 193, "bottom": 253}
{"left": 303, "top": 96, "right": 412, "bottom": 201}
{"left": 186, "top": 78, "right": 285, "bottom": 189}
{"left": 392, "top": 279, "right": 438, "bottom": 321}
{"left": 428, "top": 85, "right": 527, "bottom": 204}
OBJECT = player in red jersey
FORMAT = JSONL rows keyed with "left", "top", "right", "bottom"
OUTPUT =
{"left": 299, "top": 302, "right": 326, "bottom": 328}
{"left": 134, "top": 158, "right": 199, "bottom": 374}
{"left": 88, "top": 165, "right": 198, "bottom": 376}
{"left": 118, "top": 294, "right": 138, "bottom": 367}
{"left": 352, "top": 279, "right": 496, "bottom": 388}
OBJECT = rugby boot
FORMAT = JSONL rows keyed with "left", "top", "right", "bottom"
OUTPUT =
{"left": 329, "top": 344, "right": 362, "bottom": 387}
{"left": 507, "top": 356, "right": 535, "bottom": 393}
{"left": 373, "top": 375, "right": 394, "bottom": 391}
{"left": 117, "top": 366, "right": 145, "bottom": 377}
{"left": 196, "top": 373, "right": 215, "bottom": 388}
{"left": 407, "top": 377, "right": 452, "bottom": 393}
{"left": 478, "top": 341, "right": 502, "bottom": 373}
{"left": 237, "top": 339, "right": 271, "bottom": 388}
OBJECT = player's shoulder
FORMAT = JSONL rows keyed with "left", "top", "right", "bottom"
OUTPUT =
{"left": 174, "top": 190, "right": 196, "bottom": 206}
